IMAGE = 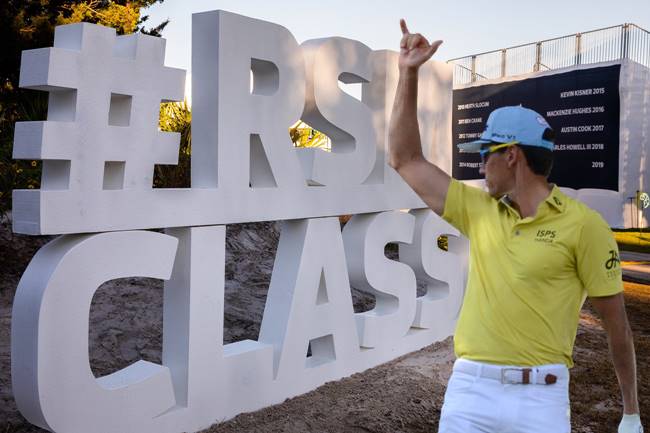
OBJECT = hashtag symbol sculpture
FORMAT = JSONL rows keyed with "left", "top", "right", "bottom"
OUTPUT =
{"left": 14, "top": 23, "right": 185, "bottom": 197}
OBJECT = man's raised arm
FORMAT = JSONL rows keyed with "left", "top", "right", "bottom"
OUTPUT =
{"left": 589, "top": 293, "right": 643, "bottom": 433}
{"left": 388, "top": 19, "right": 451, "bottom": 216}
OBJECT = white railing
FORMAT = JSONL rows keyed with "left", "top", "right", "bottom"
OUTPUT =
{"left": 448, "top": 23, "right": 650, "bottom": 86}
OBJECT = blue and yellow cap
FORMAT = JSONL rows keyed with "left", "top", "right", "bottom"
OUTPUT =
{"left": 458, "top": 106, "right": 555, "bottom": 152}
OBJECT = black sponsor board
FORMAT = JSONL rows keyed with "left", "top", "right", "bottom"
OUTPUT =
{"left": 452, "top": 64, "right": 620, "bottom": 190}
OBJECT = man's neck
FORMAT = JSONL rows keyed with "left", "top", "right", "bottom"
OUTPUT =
{"left": 506, "top": 177, "right": 552, "bottom": 219}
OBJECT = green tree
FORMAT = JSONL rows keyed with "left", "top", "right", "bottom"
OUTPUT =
{"left": 57, "top": 0, "right": 169, "bottom": 36}
{"left": 1, "top": 1, "right": 167, "bottom": 117}
{"left": 289, "top": 121, "right": 331, "bottom": 150}
{"left": 155, "top": 100, "right": 191, "bottom": 188}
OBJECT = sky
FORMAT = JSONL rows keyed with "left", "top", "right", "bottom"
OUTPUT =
{"left": 145, "top": 0, "right": 650, "bottom": 76}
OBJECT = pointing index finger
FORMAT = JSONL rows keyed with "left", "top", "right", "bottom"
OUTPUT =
{"left": 400, "top": 19, "right": 410, "bottom": 35}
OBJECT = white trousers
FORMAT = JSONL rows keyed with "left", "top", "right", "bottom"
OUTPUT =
{"left": 438, "top": 359, "right": 571, "bottom": 433}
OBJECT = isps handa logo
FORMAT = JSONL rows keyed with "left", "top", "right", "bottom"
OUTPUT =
{"left": 605, "top": 250, "right": 621, "bottom": 278}
{"left": 535, "top": 229, "right": 557, "bottom": 243}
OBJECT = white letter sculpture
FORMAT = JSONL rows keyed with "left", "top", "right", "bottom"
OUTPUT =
{"left": 10, "top": 9, "right": 463, "bottom": 433}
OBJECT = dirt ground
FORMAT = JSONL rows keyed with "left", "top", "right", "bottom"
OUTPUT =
{"left": 0, "top": 221, "right": 648, "bottom": 433}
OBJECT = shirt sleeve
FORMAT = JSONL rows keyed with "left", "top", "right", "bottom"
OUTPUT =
{"left": 441, "top": 178, "right": 492, "bottom": 239}
{"left": 576, "top": 210, "right": 624, "bottom": 297}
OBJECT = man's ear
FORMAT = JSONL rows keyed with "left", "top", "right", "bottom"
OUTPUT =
{"left": 505, "top": 146, "right": 519, "bottom": 168}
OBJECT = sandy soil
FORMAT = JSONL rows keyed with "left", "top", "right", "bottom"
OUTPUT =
{"left": 0, "top": 221, "right": 648, "bottom": 433}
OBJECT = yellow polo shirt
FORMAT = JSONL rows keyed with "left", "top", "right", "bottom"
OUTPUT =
{"left": 442, "top": 179, "right": 623, "bottom": 367}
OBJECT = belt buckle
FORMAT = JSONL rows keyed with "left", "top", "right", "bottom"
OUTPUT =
{"left": 500, "top": 368, "right": 524, "bottom": 384}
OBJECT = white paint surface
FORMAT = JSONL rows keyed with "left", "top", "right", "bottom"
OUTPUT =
{"left": 12, "top": 218, "right": 468, "bottom": 433}
{"left": 12, "top": 11, "right": 453, "bottom": 235}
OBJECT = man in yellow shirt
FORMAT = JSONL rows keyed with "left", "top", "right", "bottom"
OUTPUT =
{"left": 389, "top": 19, "right": 643, "bottom": 433}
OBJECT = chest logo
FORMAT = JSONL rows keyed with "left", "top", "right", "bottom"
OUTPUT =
{"left": 535, "top": 229, "right": 557, "bottom": 243}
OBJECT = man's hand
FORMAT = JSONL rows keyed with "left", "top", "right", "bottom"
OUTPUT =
{"left": 618, "top": 413, "right": 643, "bottom": 433}
{"left": 399, "top": 19, "right": 443, "bottom": 71}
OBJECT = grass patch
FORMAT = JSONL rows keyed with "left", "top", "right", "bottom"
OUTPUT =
{"left": 613, "top": 229, "right": 650, "bottom": 254}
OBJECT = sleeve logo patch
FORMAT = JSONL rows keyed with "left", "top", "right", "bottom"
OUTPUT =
{"left": 605, "top": 250, "right": 620, "bottom": 270}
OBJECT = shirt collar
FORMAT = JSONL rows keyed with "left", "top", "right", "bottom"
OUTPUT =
{"left": 498, "top": 184, "right": 566, "bottom": 216}
{"left": 544, "top": 184, "right": 566, "bottom": 213}
{"left": 498, "top": 195, "right": 519, "bottom": 217}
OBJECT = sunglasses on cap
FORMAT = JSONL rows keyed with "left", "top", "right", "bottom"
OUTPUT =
{"left": 479, "top": 141, "right": 518, "bottom": 162}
